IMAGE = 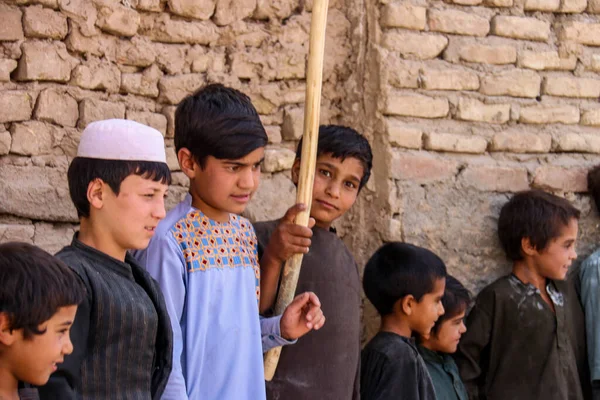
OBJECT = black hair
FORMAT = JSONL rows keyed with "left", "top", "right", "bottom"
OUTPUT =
{"left": 296, "top": 125, "right": 373, "bottom": 190}
{"left": 175, "top": 83, "right": 268, "bottom": 168}
{"left": 0, "top": 242, "right": 85, "bottom": 339}
{"left": 588, "top": 165, "right": 600, "bottom": 214}
{"left": 498, "top": 189, "right": 581, "bottom": 261}
{"left": 431, "top": 275, "right": 471, "bottom": 335}
{"left": 363, "top": 242, "right": 447, "bottom": 316}
{"left": 67, "top": 158, "right": 171, "bottom": 218}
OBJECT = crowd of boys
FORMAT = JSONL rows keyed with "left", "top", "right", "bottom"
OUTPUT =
{"left": 1, "top": 82, "right": 599, "bottom": 400}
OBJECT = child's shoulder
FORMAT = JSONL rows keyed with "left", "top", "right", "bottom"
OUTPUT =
{"left": 363, "top": 332, "right": 419, "bottom": 363}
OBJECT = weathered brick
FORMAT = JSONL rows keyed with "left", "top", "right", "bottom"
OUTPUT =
{"left": 96, "top": 5, "right": 140, "bottom": 37}
{"left": 0, "top": 165, "right": 77, "bottom": 222}
{"left": 254, "top": 0, "right": 298, "bottom": 20}
{"left": 582, "top": 109, "right": 600, "bottom": 126}
{"left": 126, "top": 110, "right": 167, "bottom": 136}
{"left": 590, "top": 55, "right": 600, "bottom": 72}
{"left": 386, "top": 93, "right": 449, "bottom": 118}
{"left": 380, "top": 3, "right": 426, "bottom": 30}
{"left": 387, "top": 120, "right": 423, "bottom": 149}
{"left": 33, "top": 222, "right": 75, "bottom": 254}
{"left": 10, "top": 121, "right": 63, "bottom": 156}
{"left": 191, "top": 53, "right": 226, "bottom": 73}
{"left": 428, "top": 9, "right": 490, "bottom": 37}
{"left": 65, "top": 24, "right": 117, "bottom": 58}
{"left": 0, "top": 59, "right": 18, "bottom": 81}
{"left": 0, "top": 91, "right": 33, "bottom": 123}
{"left": 524, "top": 0, "right": 560, "bottom": 11}
{"left": 480, "top": 69, "right": 541, "bottom": 98}
{"left": 282, "top": 107, "right": 304, "bottom": 140}
{"left": 391, "top": 151, "right": 459, "bottom": 182}
{"left": 165, "top": 146, "right": 179, "bottom": 171}
{"left": 457, "top": 98, "right": 510, "bottom": 123}
{"left": 559, "top": 22, "right": 600, "bottom": 46}
{"left": 420, "top": 68, "right": 479, "bottom": 91}
{"left": 121, "top": 64, "right": 162, "bottom": 98}
{"left": 0, "top": 223, "right": 34, "bottom": 244}
{"left": 453, "top": 0, "right": 483, "bottom": 5}
{"left": 139, "top": 13, "right": 219, "bottom": 45}
{"left": 533, "top": 166, "right": 588, "bottom": 192}
{"left": 265, "top": 125, "right": 282, "bottom": 144}
{"left": 154, "top": 44, "right": 187, "bottom": 75}
{"left": 263, "top": 148, "right": 296, "bottom": 173}
{"left": 589, "top": 0, "right": 600, "bottom": 12}
{"left": 116, "top": 37, "right": 156, "bottom": 67}
{"left": 459, "top": 44, "right": 517, "bottom": 65}
{"left": 213, "top": 0, "right": 256, "bottom": 26}
{"left": 15, "top": 41, "right": 79, "bottom": 82}
{"left": 383, "top": 31, "right": 448, "bottom": 60}
{"left": 491, "top": 16, "right": 550, "bottom": 41}
{"left": 78, "top": 99, "right": 126, "bottom": 129}
{"left": 158, "top": 74, "right": 205, "bottom": 105}
{"left": 385, "top": 58, "right": 420, "bottom": 88}
{"left": 460, "top": 165, "right": 529, "bottom": 191}
{"left": 23, "top": 5, "right": 68, "bottom": 39}
{"left": 132, "top": 0, "right": 162, "bottom": 12}
{"left": 558, "top": 0, "right": 587, "bottom": 12}
{"left": 424, "top": 133, "right": 488, "bottom": 154}
{"left": 162, "top": 106, "right": 176, "bottom": 139}
{"left": 0, "top": 4, "right": 24, "bottom": 41}
{"left": 519, "top": 51, "right": 577, "bottom": 71}
{"left": 543, "top": 76, "right": 600, "bottom": 98}
{"left": 168, "top": 0, "right": 216, "bottom": 20}
{"left": 71, "top": 59, "right": 121, "bottom": 93}
{"left": 484, "top": 0, "right": 513, "bottom": 7}
{"left": 34, "top": 89, "right": 78, "bottom": 128}
{"left": 519, "top": 105, "right": 579, "bottom": 124}
{"left": 554, "top": 133, "right": 600, "bottom": 153}
{"left": 58, "top": 0, "right": 98, "bottom": 37}
{"left": 0, "top": 129, "right": 11, "bottom": 155}
{"left": 490, "top": 131, "right": 551, "bottom": 153}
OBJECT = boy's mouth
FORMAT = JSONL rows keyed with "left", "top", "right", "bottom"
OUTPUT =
{"left": 231, "top": 194, "right": 251, "bottom": 203}
{"left": 316, "top": 199, "right": 337, "bottom": 210}
{"left": 145, "top": 226, "right": 157, "bottom": 233}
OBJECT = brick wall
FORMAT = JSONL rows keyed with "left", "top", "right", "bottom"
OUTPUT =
{"left": 1, "top": 0, "right": 599, "bottom": 341}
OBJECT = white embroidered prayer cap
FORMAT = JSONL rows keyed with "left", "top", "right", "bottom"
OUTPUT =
{"left": 77, "top": 119, "right": 167, "bottom": 163}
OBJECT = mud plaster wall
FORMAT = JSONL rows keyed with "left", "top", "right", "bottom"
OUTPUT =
{"left": 0, "top": 0, "right": 599, "bottom": 343}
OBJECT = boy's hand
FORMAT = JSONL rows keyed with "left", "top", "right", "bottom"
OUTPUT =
{"left": 265, "top": 203, "right": 315, "bottom": 265}
{"left": 280, "top": 292, "right": 326, "bottom": 340}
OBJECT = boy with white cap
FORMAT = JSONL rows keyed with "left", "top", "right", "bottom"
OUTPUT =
{"left": 38, "top": 119, "right": 173, "bottom": 400}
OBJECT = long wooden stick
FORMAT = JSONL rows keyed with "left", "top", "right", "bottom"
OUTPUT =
{"left": 263, "top": 0, "right": 329, "bottom": 382}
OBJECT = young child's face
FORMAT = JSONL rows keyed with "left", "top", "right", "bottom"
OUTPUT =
{"left": 411, "top": 277, "right": 446, "bottom": 337}
{"left": 423, "top": 310, "right": 467, "bottom": 354}
{"left": 190, "top": 147, "right": 264, "bottom": 221}
{"left": 532, "top": 217, "right": 578, "bottom": 281}
{"left": 293, "top": 153, "right": 364, "bottom": 229}
{"left": 100, "top": 174, "right": 168, "bottom": 251}
{"left": 4, "top": 305, "right": 77, "bottom": 386}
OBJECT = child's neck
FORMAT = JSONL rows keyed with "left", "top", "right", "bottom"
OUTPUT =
{"left": 78, "top": 219, "right": 127, "bottom": 261}
{"left": 0, "top": 368, "right": 19, "bottom": 400}
{"left": 380, "top": 314, "right": 412, "bottom": 338}
{"left": 512, "top": 259, "right": 547, "bottom": 293}
{"left": 191, "top": 197, "right": 230, "bottom": 223}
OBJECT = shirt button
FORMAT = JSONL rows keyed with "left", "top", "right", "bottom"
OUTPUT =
{"left": 269, "top": 335, "right": 275, "bottom": 340}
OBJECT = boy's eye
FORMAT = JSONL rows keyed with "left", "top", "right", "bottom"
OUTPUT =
{"left": 319, "top": 169, "right": 332, "bottom": 177}
{"left": 252, "top": 163, "right": 262, "bottom": 171}
{"left": 345, "top": 181, "right": 357, "bottom": 189}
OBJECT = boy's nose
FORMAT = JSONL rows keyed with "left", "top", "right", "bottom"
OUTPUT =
{"left": 438, "top": 303, "right": 445, "bottom": 316}
{"left": 326, "top": 183, "right": 340, "bottom": 199}
{"left": 153, "top": 197, "right": 167, "bottom": 220}
{"left": 239, "top": 169, "right": 257, "bottom": 190}
{"left": 459, "top": 321, "right": 467, "bottom": 334}
{"left": 63, "top": 336, "right": 74, "bottom": 355}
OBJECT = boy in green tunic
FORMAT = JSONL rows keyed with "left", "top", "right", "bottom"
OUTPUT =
{"left": 417, "top": 275, "right": 470, "bottom": 400}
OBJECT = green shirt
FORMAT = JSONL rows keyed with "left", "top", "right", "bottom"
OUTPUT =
{"left": 418, "top": 345, "right": 468, "bottom": 400}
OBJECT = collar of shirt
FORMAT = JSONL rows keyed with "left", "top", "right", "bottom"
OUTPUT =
{"left": 71, "top": 233, "right": 136, "bottom": 280}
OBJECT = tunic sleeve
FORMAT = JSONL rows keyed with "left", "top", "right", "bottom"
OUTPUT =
{"left": 580, "top": 254, "right": 600, "bottom": 384}
{"left": 38, "top": 285, "right": 91, "bottom": 399}
{"left": 137, "top": 234, "right": 188, "bottom": 400}
{"left": 455, "top": 291, "right": 494, "bottom": 400}
{"left": 260, "top": 315, "right": 296, "bottom": 352}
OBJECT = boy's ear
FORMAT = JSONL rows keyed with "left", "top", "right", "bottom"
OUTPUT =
{"left": 400, "top": 295, "right": 415, "bottom": 316}
{"left": 87, "top": 178, "right": 105, "bottom": 212}
{"left": 521, "top": 237, "right": 538, "bottom": 256}
{"left": 0, "top": 313, "right": 17, "bottom": 346}
{"left": 291, "top": 158, "right": 300, "bottom": 185}
{"left": 178, "top": 148, "right": 196, "bottom": 179}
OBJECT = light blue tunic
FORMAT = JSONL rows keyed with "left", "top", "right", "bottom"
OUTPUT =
{"left": 135, "top": 194, "right": 291, "bottom": 399}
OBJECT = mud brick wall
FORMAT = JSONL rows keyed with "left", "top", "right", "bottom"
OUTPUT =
{"left": 0, "top": 0, "right": 599, "bottom": 341}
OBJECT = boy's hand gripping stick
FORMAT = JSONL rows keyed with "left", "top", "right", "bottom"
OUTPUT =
{"left": 263, "top": 0, "right": 329, "bottom": 382}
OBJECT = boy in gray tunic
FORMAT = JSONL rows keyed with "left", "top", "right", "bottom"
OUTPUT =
{"left": 255, "top": 125, "right": 372, "bottom": 400}
{"left": 39, "top": 120, "right": 173, "bottom": 400}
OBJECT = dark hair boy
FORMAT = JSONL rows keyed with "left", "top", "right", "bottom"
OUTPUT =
{"left": 0, "top": 243, "right": 84, "bottom": 400}
{"left": 135, "top": 83, "right": 325, "bottom": 400}
{"left": 361, "top": 242, "right": 447, "bottom": 400}
{"left": 255, "top": 124, "right": 373, "bottom": 399}
{"left": 455, "top": 189, "right": 586, "bottom": 400}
